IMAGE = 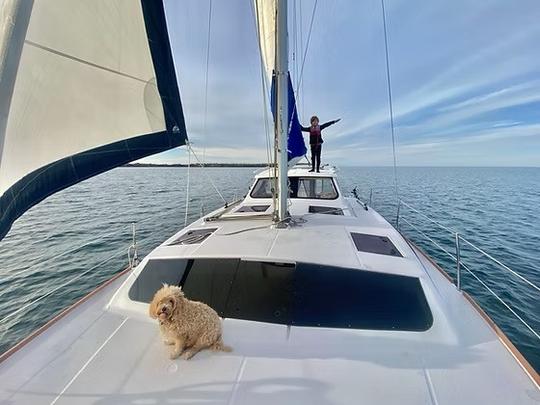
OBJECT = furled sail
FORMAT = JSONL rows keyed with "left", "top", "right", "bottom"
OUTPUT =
{"left": 254, "top": 0, "right": 307, "bottom": 162}
{"left": 0, "top": 0, "right": 187, "bottom": 240}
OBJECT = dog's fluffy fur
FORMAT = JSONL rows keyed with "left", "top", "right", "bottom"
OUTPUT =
{"left": 149, "top": 284, "right": 231, "bottom": 359}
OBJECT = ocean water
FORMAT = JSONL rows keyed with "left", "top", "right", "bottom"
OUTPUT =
{"left": 0, "top": 167, "right": 538, "bottom": 372}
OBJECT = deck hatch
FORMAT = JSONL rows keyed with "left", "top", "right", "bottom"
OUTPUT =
{"left": 309, "top": 206, "right": 343, "bottom": 215}
{"left": 351, "top": 232, "right": 402, "bottom": 257}
{"left": 235, "top": 205, "right": 270, "bottom": 213}
{"left": 131, "top": 259, "right": 432, "bottom": 331}
{"left": 168, "top": 228, "right": 218, "bottom": 245}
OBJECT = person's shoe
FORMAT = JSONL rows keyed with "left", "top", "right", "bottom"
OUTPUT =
{"left": 308, "top": 169, "right": 314, "bottom": 172}
{"left": 316, "top": 170, "right": 320, "bottom": 173}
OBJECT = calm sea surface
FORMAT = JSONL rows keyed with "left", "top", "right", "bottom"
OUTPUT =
{"left": 0, "top": 167, "right": 538, "bottom": 371}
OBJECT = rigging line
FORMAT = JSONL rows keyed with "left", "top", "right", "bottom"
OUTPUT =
{"left": 251, "top": 0, "right": 277, "bottom": 211}
{"left": 298, "top": 0, "right": 305, "bottom": 117}
{"left": 287, "top": 0, "right": 318, "bottom": 134}
{"left": 261, "top": 70, "right": 273, "bottom": 170}
{"left": 184, "top": 143, "right": 192, "bottom": 227}
{"left": 380, "top": 0, "right": 399, "bottom": 200}
{"left": 250, "top": 0, "right": 274, "bottom": 170}
{"left": 292, "top": 0, "right": 298, "bottom": 84}
{"left": 295, "top": 0, "right": 318, "bottom": 96}
{"left": 186, "top": 143, "right": 227, "bottom": 204}
{"left": 202, "top": 0, "right": 213, "bottom": 165}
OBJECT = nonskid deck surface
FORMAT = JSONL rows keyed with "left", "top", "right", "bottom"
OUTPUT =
{"left": 0, "top": 274, "right": 537, "bottom": 404}
{"left": 0, "top": 167, "right": 538, "bottom": 404}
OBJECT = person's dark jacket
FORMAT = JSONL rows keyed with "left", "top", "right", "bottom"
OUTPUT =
{"left": 301, "top": 120, "right": 339, "bottom": 145}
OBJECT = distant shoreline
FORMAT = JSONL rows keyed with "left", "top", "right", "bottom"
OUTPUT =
{"left": 123, "top": 163, "right": 269, "bottom": 168}
{"left": 123, "top": 164, "right": 539, "bottom": 168}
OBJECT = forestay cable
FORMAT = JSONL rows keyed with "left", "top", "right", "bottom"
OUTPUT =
{"left": 380, "top": 0, "right": 399, "bottom": 200}
{"left": 295, "top": 0, "right": 318, "bottom": 96}
{"left": 187, "top": 143, "right": 227, "bottom": 204}
{"left": 202, "top": 0, "right": 213, "bottom": 164}
{"left": 184, "top": 142, "right": 192, "bottom": 227}
{"left": 288, "top": 0, "right": 318, "bottom": 161}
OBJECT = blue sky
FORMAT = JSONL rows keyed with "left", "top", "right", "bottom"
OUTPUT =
{"left": 142, "top": 0, "right": 540, "bottom": 166}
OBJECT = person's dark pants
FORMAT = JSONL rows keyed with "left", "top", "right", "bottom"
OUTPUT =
{"left": 311, "top": 144, "right": 322, "bottom": 171}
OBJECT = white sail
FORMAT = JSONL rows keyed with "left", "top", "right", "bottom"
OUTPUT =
{"left": 0, "top": 0, "right": 186, "bottom": 240}
{"left": 254, "top": 0, "right": 276, "bottom": 83}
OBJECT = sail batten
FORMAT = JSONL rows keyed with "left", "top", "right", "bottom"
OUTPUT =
{"left": 0, "top": 0, "right": 187, "bottom": 240}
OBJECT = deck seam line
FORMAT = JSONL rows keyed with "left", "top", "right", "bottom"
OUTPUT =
{"left": 422, "top": 364, "right": 439, "bottom": 405}
{"left": 227, "top": 357, "right": 247, "bottom": 405}
{"left": 49, "top": 317, "right": 128, "bottom": 405}
{"left": 265, "top": 228, "right": 280, "bottom": 257}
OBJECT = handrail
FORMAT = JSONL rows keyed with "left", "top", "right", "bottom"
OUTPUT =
{"left": 396, "top": 198, "right": 539, "bottom": 342}
{"left": 398, "top": 199, "right": 539, "bottom": 293}
{"left": 0, "top": 222, "right": 150, "bottom": 344}
{"left": 399, "top": 217, "right": 457, "bottom": 262}
{"left": 0, "top": 216, "right": 156, "bottom": 286}
{"left": 459, "top": 260, "right": 540, "bottom": 341}
{"left": 399, "top": 199, "right": 456, "bottom": 235}
{"left": 0, "top": 246, "right": 126, "bottom": 327}
{"left": 459, "top": 235, "right": 540, "bottom": 293}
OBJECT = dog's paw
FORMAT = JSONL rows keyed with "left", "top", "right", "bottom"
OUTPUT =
{"left": 181, "top": 351, "right": 194, "bottom": 360}
{"left": 169, "top": 351, "right": 180, "bottom": 360}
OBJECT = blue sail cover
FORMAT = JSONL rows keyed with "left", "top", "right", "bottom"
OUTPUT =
{"left": 271, "top": 73, "right": 307, "bottom": 161}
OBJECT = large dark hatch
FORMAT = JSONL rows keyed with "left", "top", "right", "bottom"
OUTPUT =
{"left": 131, "top": 258, "right": 432, "bottom": 331}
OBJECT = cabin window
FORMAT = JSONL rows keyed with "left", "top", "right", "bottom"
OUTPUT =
{"left": 131, "top": 258, "right": 432, "bottom": 331}
{"left": 250, "top": 178, "right": 274, "bottom": 198}
{"left": 251, "top": 177, "right": 338, "bottom": 200}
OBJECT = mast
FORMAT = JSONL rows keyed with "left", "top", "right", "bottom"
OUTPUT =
{"left": 275, "top": 0, "right": 288, "bottom": 222}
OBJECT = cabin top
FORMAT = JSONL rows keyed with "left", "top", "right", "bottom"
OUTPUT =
{"left": 253, "top": 164, "right": 338, "bottom": 180}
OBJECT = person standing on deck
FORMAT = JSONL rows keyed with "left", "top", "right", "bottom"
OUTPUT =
{"left": 301, "top": 116, "right": 340, "bottom": 172}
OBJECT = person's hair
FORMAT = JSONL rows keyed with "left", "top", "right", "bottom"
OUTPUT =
{"left": 310, "top": 115, "right": 319, "bottom": 124}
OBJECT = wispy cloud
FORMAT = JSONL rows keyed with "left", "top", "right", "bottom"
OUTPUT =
{"left": 141, "top": 0, "right": 540, "bottom": 166}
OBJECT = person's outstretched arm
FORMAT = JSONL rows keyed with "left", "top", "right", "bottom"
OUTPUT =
{"left": 320, "top": 118, "right": 341, "bottom": 130}
{"left": 300, "top": 125, "right": 310, "bottom": 132}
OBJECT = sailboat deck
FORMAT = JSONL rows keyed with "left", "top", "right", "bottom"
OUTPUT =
{"left": 0, "top": 239, "right": 537, "bottom": 404}
{"left": 154, "top": 204, "right": 421, "bottom": 278}
{"left": 1, "top": 175, "right": 538, "bottom": 403}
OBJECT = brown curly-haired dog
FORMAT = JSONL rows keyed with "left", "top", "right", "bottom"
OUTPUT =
{"left": 149, "top": 284, "right": 232, "bottom": 360}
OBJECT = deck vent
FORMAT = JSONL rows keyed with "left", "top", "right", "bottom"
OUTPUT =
{"left": 169, "top": 228, "right": 218, "bottom": 245}
{"left": 351, "top": 232, "right": 402, "bottom": 257}
{"left": 235, "top": 205, "right": 270, "bottom": 213}
{"left": 309, "top": 206, "right": 343, "bottom": 215}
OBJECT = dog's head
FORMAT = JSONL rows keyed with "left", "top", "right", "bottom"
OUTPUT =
{"left": 149, "top": 284, "right": 184, "bottom": 321}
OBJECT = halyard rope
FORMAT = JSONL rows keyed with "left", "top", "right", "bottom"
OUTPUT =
{"left": 184, "top": 142, "right": 192, "bottom": 227}
{"left": 380, "top": 0, "right": 399, "bottom": 201}
{"left": 202, "top": 0, "right": 213, "bottom": 165}
{"left": 187, "top": 143, "right": 227, "bottom": 204}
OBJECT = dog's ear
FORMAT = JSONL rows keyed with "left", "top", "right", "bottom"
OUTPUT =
{"left": 148, "top": 296, "right": 159, "bottom": 319}
{"left": 168, "top": 295, "right": 177, "bottom": 310}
